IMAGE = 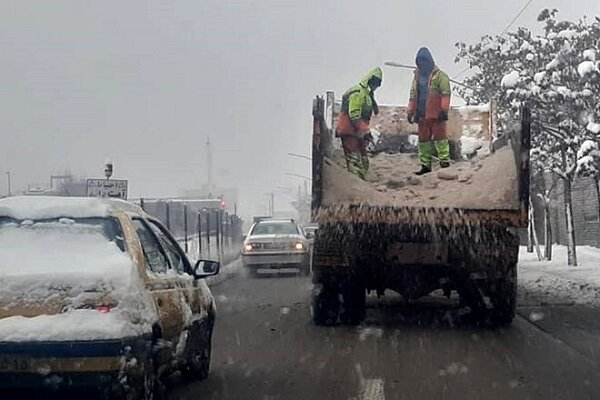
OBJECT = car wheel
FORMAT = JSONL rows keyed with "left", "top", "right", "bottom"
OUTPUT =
{"left": 312, "top": 284, "right": 340, "bottom": 326}
{"left": 181, "top": 325, "right": 212, "bottom": 381}
{"left": 123, "top": 357, "right": 163, "bottom": 400}
{"left": 340, "top": 279, "right": 366, "bottom": 325}
{"left": 249, "top": 266, "right": 260, "bottom": 278}
{"left": 299, "top": 262, "right": 311, "bottom": 277}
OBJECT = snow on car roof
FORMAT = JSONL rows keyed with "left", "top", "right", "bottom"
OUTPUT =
{"left": 0, "top": 196, "right": 142, "bottom": 220}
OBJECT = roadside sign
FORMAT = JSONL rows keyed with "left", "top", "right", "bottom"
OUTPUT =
{"left": 86, "top": 178, "right": 128, "bottom": 199}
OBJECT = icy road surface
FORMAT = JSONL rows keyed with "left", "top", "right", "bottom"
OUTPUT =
{"left": 169, "top": 260, "right": 600, "bottom": 400}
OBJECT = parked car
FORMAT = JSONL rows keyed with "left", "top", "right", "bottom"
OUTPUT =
{"left": 0, "top": 196, "right": 220, "bottom": 398}
{"left": 242, "top": 218, "right": 310, "bottom": 276}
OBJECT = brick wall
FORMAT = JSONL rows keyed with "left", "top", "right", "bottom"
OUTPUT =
{"left": 535, "top": 174, "right": 600, "bottom": 248}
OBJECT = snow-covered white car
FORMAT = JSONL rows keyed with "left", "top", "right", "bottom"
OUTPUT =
{"left": 0, "top": 196, "right": 220, "bottom": 398}
{"left": 242, "top": 219, "right": 310, "bottom": 276}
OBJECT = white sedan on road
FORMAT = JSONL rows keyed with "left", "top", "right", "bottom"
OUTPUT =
{"left": 242, "top": 219, "right": 310, "bottom": 277}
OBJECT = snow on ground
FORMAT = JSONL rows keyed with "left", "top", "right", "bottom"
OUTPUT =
{"left": 518, "top": 245, "right": 600, "bottom": 306}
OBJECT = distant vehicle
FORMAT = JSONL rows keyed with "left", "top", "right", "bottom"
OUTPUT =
{"left": 242, "top": 219, "right": 310, "bottom": 276}
{"left": 302, "top": 223, "right": 319, "bottom": 245}
{"left": 253, "top": 215, "right": 273, "bottom": 223}
{"left": 0, "top": 196, "right": 220, "bottom": 398}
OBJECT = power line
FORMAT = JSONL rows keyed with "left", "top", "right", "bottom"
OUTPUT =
{"left": 501, "top": 0, "right": 535, "bottom": 36}
{"left": 453, "top": 0, "right": 535, "bottom": 79}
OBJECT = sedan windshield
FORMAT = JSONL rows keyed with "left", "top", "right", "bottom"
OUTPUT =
{"left": 0, "top": 216, "right": 126, "bottom": 252}
{"left": 251, "top": 222, "right": 298, "bottom": 236}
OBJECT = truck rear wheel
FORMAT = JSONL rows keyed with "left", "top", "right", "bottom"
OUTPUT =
{"left": 487, "top": 262, "right": 517, "bottom": 327}
{"left": 340, "top": 279, "right": 366, "bottom": 325}
{"left": 312, "top": 284, "right": 340, "bottom": 326}
{"left": 458, "top": 262, "right": 517, "bottom": 327}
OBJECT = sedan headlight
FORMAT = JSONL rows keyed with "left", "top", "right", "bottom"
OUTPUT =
{"left": 295, "top": 242, "right": 305, "bottom": 251}
{"left": 244, "top": 244, "right": 253, "bottom": 252}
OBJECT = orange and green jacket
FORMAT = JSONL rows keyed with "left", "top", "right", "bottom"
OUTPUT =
{"left": 407, "top": 68, "right": 451, "bottom": 120}
{"left": 337, "top": 67, "right": 382, "bottom": 136}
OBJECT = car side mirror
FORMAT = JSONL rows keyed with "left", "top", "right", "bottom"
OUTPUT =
{"left": 305, "top": 232, "right": 315, "bottom": 239}
{"left": 194, "top": 259, "right": 220, "bottom": 278}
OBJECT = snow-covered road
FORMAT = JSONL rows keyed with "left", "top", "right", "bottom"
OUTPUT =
{"left": 518, "top": 245, "right": 600, "bottom": 306}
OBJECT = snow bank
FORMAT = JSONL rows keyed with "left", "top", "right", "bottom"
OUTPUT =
{"left": 577, "top": 61, "right": 598, "bottom": 77}
{"left": 519, "top": 246, "right": 600, "bottom": 306}
{"left": 0, "top": 196, "right": 110, "bottom": 220}
{"left": 500, "top": 71, "right": 519, "bottom": 88}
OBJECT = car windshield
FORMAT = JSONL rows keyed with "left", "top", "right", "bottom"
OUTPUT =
{"left": 0, "top": 216, "right": 126, "bottom": 254}
{"left": 251, "top": 222, "right": 298, "bottom": 236}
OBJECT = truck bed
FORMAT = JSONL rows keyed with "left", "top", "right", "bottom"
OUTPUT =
{"left": 311, "top": 95, "right": 530, "bottom": 228}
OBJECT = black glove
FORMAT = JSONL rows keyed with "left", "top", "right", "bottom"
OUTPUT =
{"left": 363, "top": 131, "right": 374, "bottom": 143}
{"left": 438, "top": 110, "right": 449, "bottom": 122}
{"left": 407, "top": 112, "right": 415, "bottom": 124}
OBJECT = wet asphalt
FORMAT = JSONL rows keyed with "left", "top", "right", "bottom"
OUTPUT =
{"left": 168, "top": 266, "right": 600, "bottom": 400}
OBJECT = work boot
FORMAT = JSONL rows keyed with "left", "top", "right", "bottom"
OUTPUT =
{"left": 414, "top": 165, "right": 432, "bottom": 176}
{"left": 440, "top": 161, "right": 450, "bottom": 168}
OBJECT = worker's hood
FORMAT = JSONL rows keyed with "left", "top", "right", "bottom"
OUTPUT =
{"left": 360, "top": 67, "right": 383, "bottom": 90}
{"left": 416, "top": 47, "right": 435, "bottom": 76}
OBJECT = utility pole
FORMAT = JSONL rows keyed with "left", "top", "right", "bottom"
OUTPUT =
{"left": 271, "top": 192, "right": 275, "bottom": 216}
{"left": 6, "top": 171, "right": 11, "bottom": 197}
{"left": 206, "top": 137, "right": 214, "bottom": 197}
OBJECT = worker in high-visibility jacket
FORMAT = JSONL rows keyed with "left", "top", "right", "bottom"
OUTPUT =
{"left": 407, "top": 48, "right": 451, "bottom": 175}
{"left": 336, "top": 67, "right": 383, "bottom": 180}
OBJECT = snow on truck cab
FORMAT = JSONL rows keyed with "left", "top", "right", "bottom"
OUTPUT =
{"left": 0, "top": 196, "right": 220, "bottom": 397}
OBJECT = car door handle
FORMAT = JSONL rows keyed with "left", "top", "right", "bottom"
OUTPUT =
{"left": 157, "top": 298, "right": 164, "bottom": 308}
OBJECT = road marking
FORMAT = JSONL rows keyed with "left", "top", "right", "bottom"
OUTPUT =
{"left": 359, "top": 378, "right": 386, "bottom": 400}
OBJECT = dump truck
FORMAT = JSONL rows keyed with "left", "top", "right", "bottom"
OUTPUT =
{"left": 310, "top": 93, "right": 530, "bottom": 327}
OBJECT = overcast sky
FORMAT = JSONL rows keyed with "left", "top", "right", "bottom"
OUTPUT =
{"left": 1, "top": 0, "right": 598, "bottom": 217}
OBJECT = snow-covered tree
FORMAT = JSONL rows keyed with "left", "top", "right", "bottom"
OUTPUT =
{"left": 455, "top": 9, "right": 600, "bottom": 266}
